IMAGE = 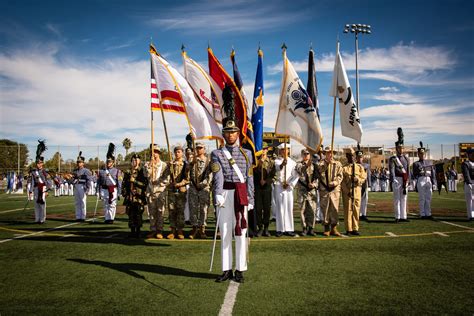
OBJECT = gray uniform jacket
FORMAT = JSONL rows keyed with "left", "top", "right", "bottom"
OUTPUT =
{"left": 211, "top": 144, "right": 254, "bottom": 206}
{"left": 462, "top": 160, "right": 474, "bottom": 184}
{"left": 389, "top": 154, "right": 410, "bottom": 183}
{"left": 73, "top": 167, "right": 93, "bottom": 190}
{"left": 412, "top": 160, "right": 435, "bottom": 183}
{"left": 97, "top": 167, "right": 122, "bottom": 193}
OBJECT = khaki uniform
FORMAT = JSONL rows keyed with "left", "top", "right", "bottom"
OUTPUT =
{"left": 341, "top": 163, "right": 367, "bottom": 233}
{"left": 167, "top": 159, "right": 189, "bottom": 233}
{"left": 253, "top": 156, "right": 275, "bottom": 233}
{"left": 296, "top": 161, "right": 318, "bottom": 231}
{"left": 145, "top": 161, "right": 169, "bottom": 235}
{"left": 188, "top": 156, "right": 211, "bottom": 234}
{"left": 317, "top": 159, "right": 343, "bottom": 231}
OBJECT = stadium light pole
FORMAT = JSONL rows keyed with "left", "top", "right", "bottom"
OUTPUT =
{"left": 343, "top": 23, "right": 371, "bottom": 113}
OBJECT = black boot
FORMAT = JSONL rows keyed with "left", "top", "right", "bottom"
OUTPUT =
{"left": 216, "top": 270, "right": 233, "bottom": 283}
{"left": 307, "top": 226, "right": 315, "bottom": 236}
{"left": 233, "top": 270, "right": 245, "bottom": 283}
{"left": 135, "top": 227, "right": 141, "bottom": 238}
{"left": 128, "top": 227, "right": 136, "bottom": 238}
{"left": 263, "top": 225, "right": 271, "bottom": 237}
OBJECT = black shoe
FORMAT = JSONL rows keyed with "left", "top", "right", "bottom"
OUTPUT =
{"left": 233, "top": 270, "right": 245, "bottom": 283}
{"left": 276, "top": 231, "right": 283, "bottom": 237}
{"left": 215, "top": 270, "right": 233, "bottom": 283}
{"left": 185, "top": 220, "right": 191, "bottom": 226}
{"left": 286, "top": 231, "right": 296, "bottom": 237}
{"left": 360, "top": 216, "right": 368, "bottom": 221}
{"left": 75, "top": 219, "right": 82, "bottom": 222}
{"left": 351, "top": 231, "right": 360, "bottom": 236}
{"left": 400, "top": 219, "right": 410, "bottom": 222}
{"left": 345, "top": 231, "right": 351, "bottom": 235}
{"left": 395, "top": 219, "right": 400, "bottom": 223}
{"left": 257, "top": 228, "right": 263, "bottom": 237}
{"left": 307, "top": 227, "right": 316, "bottom": 236}
{"left": 300, "top": 228, "right": 307, "bottom": 236}
{"left": 426, "top": 215, "right": 433, "bottom": 220}
{"left": 263, "top": 227, "right": 271, "bottom": 237}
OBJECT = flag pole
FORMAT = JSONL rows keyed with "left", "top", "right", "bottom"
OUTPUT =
{"left": 331, "top": 40, "right": 340, "bottom": 153}
{"left": 281, "top": 43, "right": 288, "bottom": 186}
{"left": 150, "top": 41, "right": 156, "bottom": 180}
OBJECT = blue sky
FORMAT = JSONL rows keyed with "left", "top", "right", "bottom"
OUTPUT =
{"left": 1, "top": 0, "right": 473, "bottom": 161}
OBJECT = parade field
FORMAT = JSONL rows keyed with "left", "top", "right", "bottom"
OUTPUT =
{"left": 1, "top": 188, "right": 473, "bottom": 315}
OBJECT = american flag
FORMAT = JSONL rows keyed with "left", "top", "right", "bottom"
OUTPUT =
{"left": 150, "top": 53, "right": 186, "bottom": 114}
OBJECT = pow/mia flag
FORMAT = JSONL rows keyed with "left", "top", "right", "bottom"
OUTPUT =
{"left": 329, "top": 41, "right": 363, "bottom": 143}
{"left": 275, "top": 48, "right": 323, "bottom": 152}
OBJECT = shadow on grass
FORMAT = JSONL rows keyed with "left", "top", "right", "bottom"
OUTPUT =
{"left": 67, "top": 258, "right": 217, "bottom": 296}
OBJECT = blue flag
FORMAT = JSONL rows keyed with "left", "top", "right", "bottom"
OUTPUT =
{"left": 252, "top": 49, "right": 264, "bottom": 154}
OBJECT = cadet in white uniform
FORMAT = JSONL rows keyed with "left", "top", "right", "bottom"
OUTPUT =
{"left": 389, "top": 128, "right": 410, "bottom": 222}
{"left": 273, "top": 143, "right": 299, "bottom": 237}
{"left": 462, "top": 149, "right": 474, "bottom": 221}
{"left": 97, "top": 143, "right": 122, "bottom": 224}
{"left": 73, "top": 151, "right": 93, "bottom": 221}
{"left": 412, "top": 142, "right": 435, "bottom": 219}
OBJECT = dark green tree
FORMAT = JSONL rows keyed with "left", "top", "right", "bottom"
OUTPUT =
{"left": 0, "top": 139, "right": 29, "bottom": 174}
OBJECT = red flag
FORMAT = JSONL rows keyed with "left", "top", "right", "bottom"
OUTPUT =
{"left": 208, "top": 47, "right": 248, "bottom": 141}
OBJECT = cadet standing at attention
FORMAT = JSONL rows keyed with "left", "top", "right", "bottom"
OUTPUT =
{"left": 253, "top": 143, "right": 275, "bottom": 237}
{"left": 341, "top": 147, "right": 366, "bottom": 235}
{"left": 145, "top": 144, "right": 169, "bottom": 239}
{"left": 29, "top": 140, "right": 51, "bottom": 224}
{"left": 462, "top": 149, "right": 474, "bottom": 221}
{"left": 97, "top": 143, "right": 122, "bottom": 224}
{"left": 73, "top": 151, "right": 92, "bottom": 221}
{"left": 122, "top": 154, "right": 148, "bottom": 238}
{"left": 166, "top": 146, "right": 189, "bottom": 240}
{"left": 412, "top": 142, "right": 435, "bottom": 219}
{"left": 317, "top": 146, "right": 343, "bottom": 236}
{"left": 188, "top": 142, "right": 212, "bottom": 239}
{"left": 296, "top": 148, "right": 318, "bottom": 236}
{"left": 389, "top": 128, "right": 410, "bottom": 223}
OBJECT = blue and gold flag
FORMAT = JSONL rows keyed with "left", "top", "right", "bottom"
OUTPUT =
{"left": 252, "top": 48, "right": 264, "bottom": 155}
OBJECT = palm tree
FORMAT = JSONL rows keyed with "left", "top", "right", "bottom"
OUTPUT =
{"left": 122, "top": 138, "right": 132, "bottom": 157}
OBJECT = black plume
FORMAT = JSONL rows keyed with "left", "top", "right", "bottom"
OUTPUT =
{"left": 357, "top": 144, "right": 361, "bottom": 151}
{"left": 106, "top": 143, "right": 115, "bottom": 159}
{"left": 78, "top": 151, "right": 82, "bottom": 157}
{"left": 419, "top": 141, "right": 423, "bottom": 148}
{"left": 397, "top": 127, "right": 404, "bottom": 145}
{"left": 36, "top": 139, "right": 47, "bottom": 161}
{"left": 222, "top": 84, "right": 236, "bottom": 120}
{"left": 185, "top": 133, "right": 193, "bottom": 150}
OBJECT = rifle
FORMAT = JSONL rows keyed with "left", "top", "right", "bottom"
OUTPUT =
{"left": 351, "top": 163, "right": 356, "bottom": 215}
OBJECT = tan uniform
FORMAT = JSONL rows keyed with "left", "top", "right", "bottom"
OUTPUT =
{"left": 145, "top": 160, "right": 169, "bottom": 235}
{"left": 317, "top": 159, "right": 343, "bottom": 230}
{"left": 188, "top": 155, "right": 211, "bottom": 235}
{"left": 341, "top": 162, "right": 367, "bottom": 233}
{"left": 167, "top": 159, "right": 189, "bottom": 234}
{"left": 296, "top": 160, "right": 318, "bottom": 231}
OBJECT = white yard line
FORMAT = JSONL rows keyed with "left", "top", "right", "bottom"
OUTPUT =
{"left": 0, "top": 217, "right": 100, "bottom": 244}
{"left": 218, "top": 281, "right": 240, "bottom": 316}
{"left": 0, "top": 202, "right": 72, "bottom": 214}
{"left": 433, "top": 232, "right": 449, "bottom": 237}
{"left": 385, "top": 232, "right": 398, "bottom": 237}
{"left": 438, "top": 221, "right": 474, "bottom": 230}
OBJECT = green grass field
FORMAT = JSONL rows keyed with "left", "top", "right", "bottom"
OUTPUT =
{"left": 1, "top": 186, "right": 473, "bottom": 315}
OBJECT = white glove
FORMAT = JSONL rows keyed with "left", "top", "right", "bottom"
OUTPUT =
{"left": 215, "top": 194, "right": 225, "bottom": 207}
{"left": 248, "top": 203, "right": 254, "bottom": 210}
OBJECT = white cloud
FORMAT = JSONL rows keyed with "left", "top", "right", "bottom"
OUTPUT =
{"left": 0, "top": 43, "right": 193, "bottom": 158}
{"left": 147, "top": 0, "right": 309, "bottom": 34}
{"left": 372, "top": 92, "right": 425, "bottom": 104}
{"left": 379, "top": 86, "right": 399, "bottom": 92}
{"left": 267, "top": 43, "right": 468, "bottom": 88}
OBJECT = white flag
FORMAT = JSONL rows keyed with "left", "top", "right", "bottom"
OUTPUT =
{"left": 275, "top": 50, "right": 323, "bottom": 152}
{"left": 151, "top": 52, "right": 222, "bottom": 141}
{"left": 182, "top": 52, "right": 223, "bottom": 123}
{"left": 329, "top": 43, "right": 363, "bottom": 143}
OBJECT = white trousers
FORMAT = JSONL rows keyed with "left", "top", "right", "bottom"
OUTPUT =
{"left": 101, "top": 188, "right": 117, "bottom": 221}
{"left": 393, "top": 177, "right": 407, "bottom": 219}
{"left": 380, "top": 180, "right": 386, "bottom": 192}
{"left": 417, "top": 177, "right": 432, "bottom": 217}
{"left": 360, "top": 188, "right": 368, "bottom": 216}
{"left": 448, "top": 179, "right": 456, "bottom": 192}
{"left": 54, "top": 186, "right": 60, "bottom": 197}
{"left": 33, "top": 188, "right": 46, "bottom": 223}
{"left": 465, "top": 183, "right": 474, "bottom": 219}
{"left": 74, "top": 184, "right": 87, "bottom": 220}
{"left": 218, "top": 189, "right": 247, "bottom": 272}
{"left": 273, "top": 184, "right": 295, "bottom": 232}
{"left": 69, "top": 184, "right": 74, "bottom": 196}
{"left": 314, "top": 189, "right": 322, "bottom": 221}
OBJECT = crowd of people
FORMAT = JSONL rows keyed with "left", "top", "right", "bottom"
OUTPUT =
{"left": 15, "top": 126, "right": 474, "bottom": 283}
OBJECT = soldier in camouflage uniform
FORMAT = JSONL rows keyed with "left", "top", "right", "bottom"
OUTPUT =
{"left": 188, "top": 142, "right": 212, "bottom": 239}
{"left": 341, "top": 148, "right": 367, "bottom": 235}
{"left": 166, "top": 146, "right": 190, "bottom": 240}
{"left": 253, "top": 143, "right": 275, "bottom": 237}
{"left": 145, "top": 145, "right": 169, "bottom": 239}
{"left": 296, "top": 148, "right": 318, "bottom": 236}
{"left": 122, "top": 154, "right": 148, "bottom": 238}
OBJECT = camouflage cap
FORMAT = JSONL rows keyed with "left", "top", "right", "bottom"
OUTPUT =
{"left": 149, "top": 144, "right": 161, "bottom": 153}
{"left": 174, "top": 145, "right": 184, "bottom": 152}
{"left": 195, "top": 142, "right": 205, "bottom": 148}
